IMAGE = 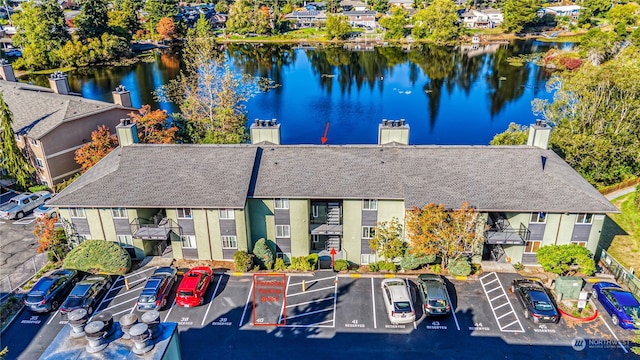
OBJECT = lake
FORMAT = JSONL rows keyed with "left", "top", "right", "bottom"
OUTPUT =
{"left": 23, "top": 41, "right": 572, "bottom": 145}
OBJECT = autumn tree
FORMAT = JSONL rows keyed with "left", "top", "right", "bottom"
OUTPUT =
{"left": 128, "top": 105, "right": 178, "bottom": 144}
{"left": 34, "top": 216, "right": 69, "bottom": 263}
{"left": 75, "top": 125, "right": 118, "bottom": 172}
{"left": 156, "top": 17, "right": 177, "bottom": 41}
{"left": 226, "top": 0, "right": 271, "bottom": 35}
{"left": 0, "top": 93, "right": 34, "bottom": 188}
{"left": 369, "top": 217, "right": 406, "bottom": 261}
{"left": 144, "top": 0, "right": 179, "bottom": 34}
{"left": 406, "top": 202, "right": 483, "bottom": 269}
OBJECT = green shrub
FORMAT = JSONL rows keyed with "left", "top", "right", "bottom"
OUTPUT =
{"left": 513, "top": 262, "right": 524, "bottom": 271}
{"left": 28, "top": 185, "right": 50, "bottom": 193}
{"left": 233, "top": 251, "right": 254, "bottom": 272}
{"left": 334, "top": 259, "right": 349, "bottom": 271}
{"left": 432, "top": 264, "right": 442, "bottom": 274}
{"left": 63, "top": 240, "right": 131, "bottom": 275}
{"left": 289, "top": 256, "right": 311, "bottom": 271}
{"left": 536, "top": 244, "right": 595, "bottom": 275}
{"left": 305, "top": 253, "right": 319, "bottom": 270}
{"left": 448, "top": 259, "right": 472, "bottom": 276}
{"left": 274, "top": 258, "right": 287, "bottom": 271}
{"left": 634, "top": 184, "right": 640, "bottom": 210}
{"left": 400, "top": 253, "right": 437, "bottom": 270}
{"left": 253, "top": 238, "right": 275, "bottom": 270}
{"left": 368, "top": 261, "right": 380, "bottom": 272}
{"left": 379, "top": 260, "right": 397, "bottom": 272}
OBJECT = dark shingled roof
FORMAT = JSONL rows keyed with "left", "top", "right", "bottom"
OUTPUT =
{"left": 0, "top": 80, "right": 125, "bottom": 139}
{"left": 48, "top": 145, "right": 258, "bottom": 208}
{"left": 49, "top": 144, "right": 618, "bottom": 213}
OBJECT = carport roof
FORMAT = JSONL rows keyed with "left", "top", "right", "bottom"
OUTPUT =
{"left": 49, "top": 144, "right": 618, "bottom": 213}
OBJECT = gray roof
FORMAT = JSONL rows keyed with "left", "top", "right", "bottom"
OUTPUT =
{"left": 49, "top": 144, "right": 618, "bottom": 213}
{"left": 48, "top": 145, "right": 258, "bottom": 208}
{"left": 0, "top": 80, "right": 126, "bottom": 139}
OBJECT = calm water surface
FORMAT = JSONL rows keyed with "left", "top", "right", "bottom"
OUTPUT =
{"left": 25, "top": 41, "right": 572, "bottom": 145}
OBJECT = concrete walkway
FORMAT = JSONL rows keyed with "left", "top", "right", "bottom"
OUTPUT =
{"left": 605, "top": 185, "right": 637, "bottom": 201}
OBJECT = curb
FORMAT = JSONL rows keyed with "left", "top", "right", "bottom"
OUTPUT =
{"left": 558, "top": 301, "right": 599, "bottom": 323}
{"left": 0, "top": 304, "right": 25, "bottom": 335}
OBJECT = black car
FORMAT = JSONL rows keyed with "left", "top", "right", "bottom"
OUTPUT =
{"left": 511, "top": 279, "right": 559, "bottom": 324}
{"left": 24, "top": 269, "right": 79, "bottom": 313}
{"left": 60, "top": 275, "right": 112, "bottom": 316}
{"left": 417, "top": 274, "right": 451, "bottom": 316}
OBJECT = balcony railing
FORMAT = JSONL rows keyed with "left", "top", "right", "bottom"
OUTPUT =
{"left": 130, "top": 217, "right": 180, "bottom": 240}
{"left": 485, "top": 217, "right": 529, "bottom": 245}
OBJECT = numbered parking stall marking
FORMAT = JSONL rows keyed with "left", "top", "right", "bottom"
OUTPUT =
{"left": 425, "top": 320, "right": 447, "bottom": 330}
{"left": 345, "top": 319, "right": 366, "bottom": 329}
{"left": 252, "top": 274, "right": 286, "bottom": 326}
{"left": 211, "top": 317, "right": 232, "bottom": 326}
{"left": 21, "top": 315, "right": 42, "bottom": 325}
{"left": 178, "top": 316, "right": 193, "bottom": 326}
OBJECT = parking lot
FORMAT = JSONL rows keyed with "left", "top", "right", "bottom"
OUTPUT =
{"left": 1, "top": 270, "right": 636, "bottom": 359}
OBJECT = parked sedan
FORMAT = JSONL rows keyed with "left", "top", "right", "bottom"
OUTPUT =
{"left": 381, "top": 278, "right": 415, "bottom": 324}
{"left": 60, "top": 275, "right": 112, "bottom": 317}
{"left": 176, "top": 266, "right": 212, "bottom": 307}
{"left": 24, "top": 269, "right": 78, "bottom": 313}
{"left": 33, "top": 203, "right": 58, "bottom": 219}
{"left": 592, "top": 282, "right": 640, "bottom": 330}
{"left": 137, "top": 266, "right": 177, "bottom": 311}
{"left": 511, "top": 279, "right": 559, "bottom": 324}
{"left": 417, "top": 274, "right": 451, "bottom": 316}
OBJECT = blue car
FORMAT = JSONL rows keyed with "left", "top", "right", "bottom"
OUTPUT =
{"left": 24, "top": 269, "right": 79, "bottom": 313}
{"left": 591, "top": 282, "right": 640, "bottom": 330}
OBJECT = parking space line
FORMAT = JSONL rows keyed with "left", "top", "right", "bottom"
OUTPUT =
{"left": 287, "top": 285, "right": 335, "bottom": 297}
{"left": 163, "top": 298, "right": 177, "bottom": 322}
{"left": 486, "top": 286, "right": 501, "bottom": 293}
{"left": 278, "top": 320, "right": 333, "bottom": 328}
{"left": 278, "top": 275, "right": 292, "bottom": 325}
{"left": 371, "top": 278, "right": 377, "bottom": 329}
{"left": 95, "top": 276, "right": 122, "bottom": 312}
{"left": 112, "top": 278, "right": 146, "bottom": 291}
{"left": 444, "top": 284, "right": 460, "bottom": 331}
{"left": 497, "top": 311, "right": 513, "bottom": 320}
{"left": 490, "top": 293, "right": 505, "bottom": 302}
{"left": 104, "top": 285, "right": 145, "bottom": 302}
{"left": 494, "top": 302, "right": 509, "bottom": 310}
{"left": 285, "top": 297, "right": 333, "bottom": 308}
{"left": 286, "top": 308, "right": 333, "bottom": 320}
{"left": 124, "top": 266, "right": 157, "bottom": 279}
{"left": 599, "top": 316, "right": 629, "bottom": 353}
{"left": 332, "top": 276, "right": 337, "bottom": 327}
{"left": 480, "top": 272, "right": 524, "bottom": 333}
{"left": 46, "top": 310, "right": 61, "bottom": 325}
{"left": 101, "top": 297, "right": 139, "bottom": 312}
{"left": 201, "top": 275, "right": 223, "bottom": 327}
{"left": 239, "top": 280, "right": 254, "bottom": 327}
{"left": 111, "top": 308, "right": 134, "bottom": 318}
{"left": 288, "top": 277, "right": 334, "bottom": 286}
{"left": 501, "top": 319, "right": 519, "bottom": 329}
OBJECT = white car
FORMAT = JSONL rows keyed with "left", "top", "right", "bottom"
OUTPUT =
{"left": 381, "top": 278, "right": 415, "bottom": 325}
{"left": 33, "top": 203, "right": 58, "bottom": 219}
{"left": 0, "top": 191, "right": 51, "bottom": 219}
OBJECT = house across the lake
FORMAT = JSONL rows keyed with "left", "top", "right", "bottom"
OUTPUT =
{"left": 48, "top": 117, "right": 617, "bottom": 268}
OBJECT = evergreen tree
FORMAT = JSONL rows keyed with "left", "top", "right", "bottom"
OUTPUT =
{"left": 108, "top": 0, "right": 142, "bottom": 38}
{"left": 75, "top": 0, "right": 110, "bottom": 39}
{"left": 502, "top": 0, "right": 541, "bottom": 33}
{"left": 379, "top": 7, "right": 408, "bottom": 40}
{"left": 144, "top": 0, "right": 179, "bottom": 33}
{"left": 411, "top": 0, "right": 460, "bottom": 43}
{"left": 226, "top": 0, "right": 271, "bottom": 35}
{"left": 0, "top": 93, "right": 34, "bottom": 188}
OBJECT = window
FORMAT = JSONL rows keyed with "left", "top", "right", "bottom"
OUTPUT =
{"left": 311, "top": 205, "right": 319, "bottom": 218}
{"left": 181, "top": 235, "right": 196, "bottom": 249}
{"left": 35, "top": 158, "right": 44, "bottom": 168}
{"left": 362, "top": 199, "right": 377, "bottom": 210}
{"left": 274, "top": 199, "right": 289, "bottom": 209}
{"left": 116, "top": 235, "right": 133, "bottom": 248}
{"left": 112, "top": 208, "right": 127, "bottom": 218}
{"left": 530, "top": 212, "right": 546, "bottom": 223}
{"left": 361, "top": 254, "right": 377, "bottom": 265}
{"left": 30, "top": 138, "right": 38, "bottom": 146}
{"left": 177, "top": 208, "right": 192, "bottom": 219}
{"left": 576, "top": 213, "right": 593, "bottom": 224}
{"left": 276, "top": 252, "right": 291, "bottom": 264}
{"left": 222, "top": 236, "right": 237, "bottom": 249}
{"left": 276, "top": 225, "right": 290, "bottom": 238}
{"left": 219, "top": 209, "right": 234, "bottom": 219}
{"left": 69, "top": 208, "right": 86, "bottom": 218}
{"left": 362, "top": 226, "right": 376, "bottom": 239}
{"left": 524, "top": 240, "right": 542, "bottom": 254}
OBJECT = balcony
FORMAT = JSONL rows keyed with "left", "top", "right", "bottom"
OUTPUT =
{"left": 310, "top": 201, "right": 342, "bottom": 235}
{"left": 130, "top": 217, "right": 180, "bottom": 240}
{"left": 485, "top": 215, "right": 528, "bottom": 245}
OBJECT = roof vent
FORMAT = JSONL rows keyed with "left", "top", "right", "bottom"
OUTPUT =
{"left": 141, "top": 310, "right": 161, "bottom": 339}
{"left": 130, "top": 323, "right": 154, "bottom": 355}
{"left": 68, "top": 308, "right": 90, "bottom": 338}
{"left": 119, "top": 313, "right": 138, "bottom": 340}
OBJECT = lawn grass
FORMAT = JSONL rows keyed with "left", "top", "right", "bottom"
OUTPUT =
{"left": 605, "top": 192, "right": 640, "bottom": 271}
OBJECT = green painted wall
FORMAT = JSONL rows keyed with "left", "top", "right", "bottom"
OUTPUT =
{"left": 587, "top": 214, "right": 606, "bottom": 255}
{"left": 377, "top": 200, "right": 405, "bottom": 224}
{"left": 193, "top": 209, "right": 212, "bottom": 260}
{"left": 235, "top": 208, "right": 249, "bottom": 252}
{"left": 342, "top": 199, "right": 362, "bottom": 264}
{"left": 165, "top": 209, "right": 182, "bottom": 259}
{"left": 503, "top": 244, "right": 524, "bottom": 263}
{"left": 290, "top": 199, "right": 310, "bottom": 257}
{"left": 135, "top": 208, "right": 157, "bottom": 221}
{"left": 99, "top": 209, "right": 116, "bottom": 241}
{"left": 247, "top": 199, "right": 274, "bottom": 248}
{"left": 206, "top": 209, "right": 222, "bottom": 259}
{"left": 85, "top": 209, "right": 105, "bottom": 240}
{"left": 549, "top": 213, "right": 575, "bottom": 246}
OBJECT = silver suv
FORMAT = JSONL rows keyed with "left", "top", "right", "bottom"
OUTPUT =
{"left": 381, "top": 278, "right": 415, "bottom": 324}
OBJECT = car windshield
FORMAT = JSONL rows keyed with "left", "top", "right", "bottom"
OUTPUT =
{"left": 139, "top": 295, "right": 155, "bottom": 303}
{"left": 179, "top": 290, "right": 194, "bottom": 297}
{"left": 622, "top": 306, "right": 640, "bottom": 319}
{"left": 429, "top": 299, "right": 447, "bottom": 307}
{"left": 65, "top": 296, "right": 84, "bottom": 308}
{"left": 26, "top": 295, "right": 44, "bottom": 303}
{"left": 393, "top": 301, "right": 412, "bottom": 313}
{"left": 534, "top": 301, "right": 554, "bottom": 311}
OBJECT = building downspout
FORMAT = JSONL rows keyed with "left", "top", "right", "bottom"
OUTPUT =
{"left": 554, "top": 213, "right": 563, "bottom": 245}
{"left": 205, "top": 209, "right": 213, "bottom": 260}
{"left": 97, "top": 208, "right": 106, "bottom": 240}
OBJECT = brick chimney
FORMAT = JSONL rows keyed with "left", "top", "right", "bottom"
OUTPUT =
{"left": 250, "top": 119, "right": 281, "bottom": 145}
{"left": 0, "top": 59, "right": 16, "bottom": 82}
{"left": 378, "top": 119, "right": 409, "bottom": 145}
{"left": 527, "top": 120, "right": 551, "bottom": 150}
{"left": 116, "top": 118, "right": 139, "bottom": 147}
{"left": 112, "top": 84, "right": 132, "bottom": 107}
{"left": 48, "top": 71, "right": 70, "bottom": 95}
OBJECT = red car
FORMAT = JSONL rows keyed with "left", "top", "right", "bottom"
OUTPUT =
{"left": 175, "top": 267, "right": 213, "bottom": 307}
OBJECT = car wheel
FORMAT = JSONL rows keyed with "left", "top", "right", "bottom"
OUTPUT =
{"left": 612, "top": 315, "right": 619, "bottom": 326}
{"left": 523, "top": 310, "right": 529, "bottom": 319}
{"left": 16, "top": 211, "right": 24, "bottom": 219}
{"left": 510, "top": 285, "right": 515, "bottom": 293}
{"left": 52, "top": 301, "right": 59, "bottom": 310}
{"left": 106, "top": 281, "right": 111, "bottom": 290}
{"left": 199, "top": 297, "right": 204, "bottom": 306}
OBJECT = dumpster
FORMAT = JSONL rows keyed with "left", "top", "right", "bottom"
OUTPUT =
{"left": 555, "top": 276, "right": 584, "bottom": 299}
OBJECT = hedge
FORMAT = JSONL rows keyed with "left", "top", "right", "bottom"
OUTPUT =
{"left": 63, "top": 240, "right": 131, "bottom": 275}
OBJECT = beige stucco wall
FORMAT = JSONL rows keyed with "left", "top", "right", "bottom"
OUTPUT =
{"left": 206, "top": 209, "right": 222, "bottom": 259}
{"left": 290, "top": 199, "right": 309, "bottom": 257}
{"left": 342, "top": 199, "right": 362, "bottom": 264}
{"left": 192, "top": 209, "right": 212, "bottom": 260}
{"left": 235, "top": 208, "right": 249, "bottom": 252}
